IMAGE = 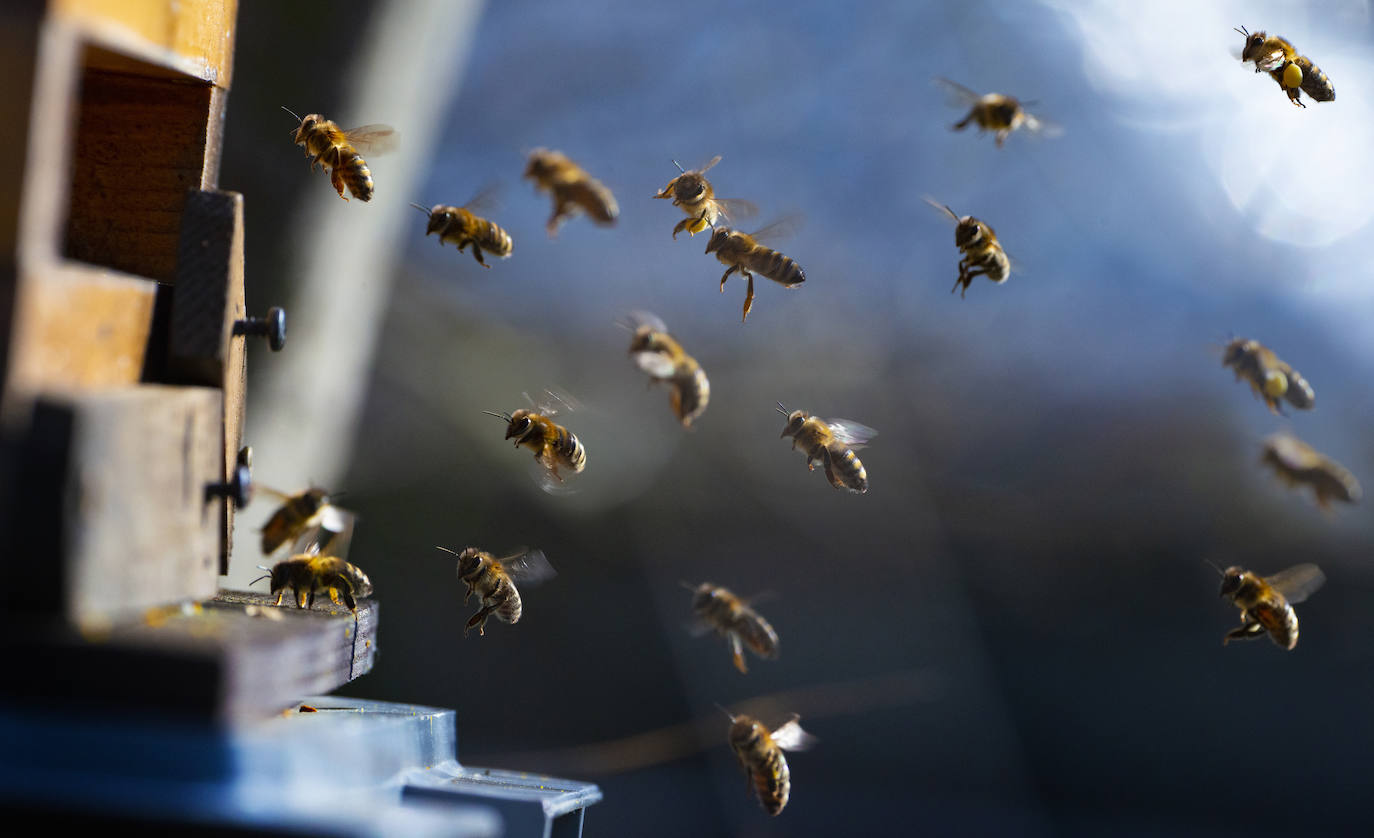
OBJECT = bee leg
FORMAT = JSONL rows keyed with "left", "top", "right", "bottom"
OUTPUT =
{"left": 719, "top": 265, "right": 739, "bottom": 292}
{"left": 821, "top": 449, "right": 844, "bottom": 489}
{"left": 465, "top": 605, "right": 497, "bottom": 636}
{"left": 672, "top": 218, "right": 692, "bottom": 240}
{"left": 472, "top": 246, "right": 489, "bottom": 268}
{"left": 340, "top": 585, "right": 357, "bottom": 612}
{"left": 742, "top": 274, "right": 755, "bottom": 322}
{"left": 995, "top": 131, "right": 1008, "bottom": 149}
{"left": 953, "top": 112, "right": 973, "bottom": 131}
{"left": 687, "top": 214, "right": 711, "bottom": 236}
{"left": 546, "top": 208, "right": 565, "bottom": 238}
{"left": 729, "top": 633, "right": 748, "bottom": 674}
{"left": 273, "top": 590, "right": 285, "bottom": 607}
{"left": 1223, "top": 621, "right": 1265, "bottom": 645}
{"left": 329, "top": 166, "right": 350, "bottom": 201}
{"left": 295, "top": 586, "right": 309, "bottom": 609}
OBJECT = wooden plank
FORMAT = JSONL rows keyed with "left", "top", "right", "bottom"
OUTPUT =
{"left": 4, "top": 385, "right": 222, "bottom": 625}
{"left": 53, "top": 0, "right": 238, "bottom": 86}
{"left": 0, "top": 592, "right": 376, "bottom": 723}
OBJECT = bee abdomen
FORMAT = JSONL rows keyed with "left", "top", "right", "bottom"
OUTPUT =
{"left": 671, "top": 366, "right": 710, "bottom": 426}
{"left": 748, "top": 248, "right": 805, "bottom": 287}
{"left": 828, "top": 446, "right": 869, "bottom": 493}
{"left": 478, "top": 220, "right": 514, "bottom": 258}
{"left": 498, "top": 585, "right": 523, "bottom": 624}
{"left": 555, "top": 427, "right": 587, "bottom": 473}
{"left": 339, "top": 152, "right": 375, "bottom": 202}
{"left": 753, "top": 751, "right": 790, "bottom": 815}
{"left": 1298, "top": 57, "right": 1335, "bottom": 101}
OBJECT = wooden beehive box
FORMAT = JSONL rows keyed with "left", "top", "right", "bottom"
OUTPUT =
{"left": 0, "top": 0, "right": 375, "bottom": 721}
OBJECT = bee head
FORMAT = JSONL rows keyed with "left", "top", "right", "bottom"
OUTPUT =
{"left": 777, "top": 404, "right": 808, "bottom": 438}
{"left": 954, "top": 218, "right": 984, "bottom": 249}
{"left": 1235, "top": 27, "right": 1266, "bottom": 61}
{"left": 687, "top": 582, "right": 718, "bottom": 611}
{"left": 704, "top": 227, "right": 730, "bottom": 254}
{"left": 728, "top": 716, "right": 766, "bottom": 750}
{"left": 672, "top": 173, "right": 708, "bottom": 205}
{"left": 503, "top": 408, "right": 535, "bottom": 441}
{"left": 453, "top": 547, "right": 486, "bottom": 580}
{"left": 426, "top": 207, "right": 456, "bottom": 236}
{"left": 1218, "top": 566, "right": 1246, "bottom": 598}
{"left": 1219, "top": 337, "right": 1249, "bottom": 367}
{"left": 524, "top": 148, "right": 555, "bottom": 180}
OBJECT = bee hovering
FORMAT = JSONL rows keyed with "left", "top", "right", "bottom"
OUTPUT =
{"left": 411, "top": 190, "right": 514, "bottom": 267}
{"left": 258, "top": 486, "right": 354, "bottom": 558}
{"left": 684, "top": 582, "right": 778, "bottom": 673}
{"left": 653, "top": 156, "right": 757, "bottom": 239}
{"left": 723, "top": 710, "right": 817, "bottom": 816}
{"left": 1215, "top": 563, "right": 1325, "bottom": 650}
{"left": 704, "top": 218, "right": 806, "bottom": 322}
{"left": 285, "top": 108, "right": 397, "bottom": 201}
{"left": 252, "top": 553, "right": 374, "bottom": 613}
{"left": 934, "top": 78, "right": 1059, "bottom": 148}
{"left": 777, "top": 403, "right": 875, "bottom": 494}
{"left": 484, "top": 392, "right": 587, "bottom": 490}
{"left": 1221, "top": 338, "right": 1314, "bottom": 414}
{"left": 1261, "top": 433, "right": 1361, "bottom": 509}
{"left": 439, "top": 546, "right": 556, "bottom": 636}
{"left": 925, "top": 198, "right": 1011, "bottom": 298}
{"left": 1235, "top": 27, "right": 1335, "bottom": 107}
{"left": 624, "top": 311, "right": 710, "bottom": 428}
{"left": 523, "top": 148, "right": 619, "bottom": 237}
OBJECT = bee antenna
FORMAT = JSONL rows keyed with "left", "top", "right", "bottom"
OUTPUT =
{"left": 1202, "top": 559, "right": 1225, "bottom": 577}
{"left": 481, "top": 410, "right": 512, "bottom": 422}
{"left": 249, "top": 572, "right": 272, "bottom": 586}
{"left": 281, "top": 105, "right": 303, "bottom": 122}
{"left": 1234, "top": 26, "right": 1249, "bottom": 37}
{"left": 671, "top": 159, "right": 686, "bottom": 173}
{"left": 713, "top": 702, "right": 737, "bottom": 722}
{"left": 409, "top": 202, "right": 433, "bottom": 216}
{"left": 435, "top": 545, "right": 461, "bottom": 556}
{"left": 775, "top": 401, "right": 790, "bottom": 416}
{"left": 679, "top": 580, "right": 699, "bottom": 591}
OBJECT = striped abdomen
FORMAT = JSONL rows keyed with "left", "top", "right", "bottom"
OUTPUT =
{"left": 475, "top": 218, "right": 514, "bottom": 258}
{"left": 964, "top": 244, "right": 1010, "bottom": 283}
{"left": 1293, "top": 56, "right": 1335, "bottom": 102}
{"left": 335, "top": 149, "right": 375, "bottom": 201}
{"left": 749, "top": 747, "right": 791, "bottom": 815}
{"left": 742, "top": 246, "right": 805, "bottom": 287}
{"left": 1252, "top": 602, "right": 1299, "bottom": 650}
{"left": 734, "top": 607, "right": 779, "bottom": 659}
{"left": 824, "top": 443, "right": 869, "bottom": 494}
{"left": 494, "top": 576, "right": 523, "bottom": 624}
{"left": 549, "top": 424, "right": 586, "bottom": 474}
{"left": 670, "top": 366, "right": 710, "bottom": 427}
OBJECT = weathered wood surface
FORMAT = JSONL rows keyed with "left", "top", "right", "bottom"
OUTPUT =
{"left": 6, "top": 386, "right": 223, "bottom": 624}
{"left": 53, "top": 0, "right": 239, "bottom": 86}
{"left": 0, "top": 591, "right": 376, "bottom": 723}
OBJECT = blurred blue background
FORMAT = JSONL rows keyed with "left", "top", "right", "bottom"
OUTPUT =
{"left": 223, "top": 0, "right": 1374, "bottom": 834}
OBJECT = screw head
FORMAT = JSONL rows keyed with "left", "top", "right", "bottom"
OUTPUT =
{"left": 265, "top": 307, "right": 286, "bottom": 352}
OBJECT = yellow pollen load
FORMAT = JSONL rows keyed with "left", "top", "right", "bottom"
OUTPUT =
{"left": 1263, "top": 370, "right": 1288, "bottom": 399}
{"left": 1282, "top": 62, "right": 1304, "bottom": 90}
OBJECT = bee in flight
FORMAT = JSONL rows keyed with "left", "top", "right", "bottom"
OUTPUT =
{"left": 1235, "top": 27, "right": 1335, "bottom": 107}
{"left": 285, "top": 108, "right": 396, "bottom": 201}
{"left": 1215, "top": 562, "right": 1325, "bottom": 650}
{"left": 653, "top": 156, "right": 757, "bottom": 239}
{"left": 258, "top": 486, "right": 354, "bottom": 558}
{"left": 925, "top": 198, "right": 1011, "bottom": 298}
{"left": 439, "top": 545, "right": 556, "bottom": 636}
{"left": 934, "top": 78, "right": 1059, "bottom": 148}
{"left": 723, "top": 710, "right": 817, "bottom": 816}
{"left": 484, "top": 393, "right": 587, "bottom": 489}
{"left": 704, "top": 220, "right": 806, "bottom": 322}
{"left": 625, "top": 311, "right": 710, "bottom": 427}
{"left": 411, "top": 192, "right": 514, "bottom": 267}
{"left": 1221, "top": 338, "right": 1314, "bottom": 414}
{"left": 252, "top": 553, "right": 374, "bottom": 612}
{"left": 684, "top": 582, "right": 778, "bottom": 673}
{"left": 777, "top": 403, "right": 875, "bottom": 494}
{"left": 1260, "top": 433, "right": 1361, "bottom": 509}
{"left": 524, "top": 148, "right": 619, "bottom": 237}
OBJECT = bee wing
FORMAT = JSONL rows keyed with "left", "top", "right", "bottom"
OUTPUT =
{"left": 532, "top": 387, "right": 582, "bottom": 416}
{"left": 290, "top": 505, "right": 356, "bottom": 559}
{"left": 825, "top": 419, "right": 878, "bottom": 449}
{"left": 255, "top": 484, "right": 296, "bottom": 502}
{"left": 747, "top": 214, "right": 803, "bottom": 244}
{"left": 498, "top": 548, "right": 557, "bottom": 585}
{"left": 1020, "top": 111, "right": 1063, "bottom": 138}
{"left": 770, "top": 715, "right": 818, "bottom": 752}
{"left": 633, "top": 351, "right": 679, "bottom": 379}
{"left": 715, "top": 199, "right": 759, "bottom": 224}
{"left": 933, "top": 76, "right": 984, "bottom": 105}
{"left": 342, "top": 124, "right": 398, "bottom": 154}
{"left": 1264, "top": 435, "right": 1322, "bottom": 470}
{"left": 463, "top": 183, "right": 504, "bottom": 213}
{"left": 625, "top": 310, "right": 669, "bottom": 334}
{"left": 693, "top": 154, "right": 723, "bottom": 175}
{"left": 1265, "top": 564, "right": 1326, "bottom": 605}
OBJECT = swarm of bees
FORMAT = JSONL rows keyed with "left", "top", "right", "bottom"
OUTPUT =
{"left": 1216, "top": 563, "right": 1325, "bottom": 650}
{"left": 626, "top": 311, "right": 710, "bottom": 428}
{"left": 724, "top": 710, "right": 817, "bottom": 816}
{"left": 685, "top": 583, "right": 779, "bottom": 674}
{"left": 439, "top": 545, "right": 556, "bottom": 636}
{"left": 1221, "top": 338, "right": 1314, "bottom": 414}
{"left": 1235, "top": 27, "right": 1335, "bottom": 107}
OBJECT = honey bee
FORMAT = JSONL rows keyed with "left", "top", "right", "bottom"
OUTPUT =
{"left": 410, "top": 193, "right": 514, "bottom": 267}
{"left": 653, "top": 157, "right": 757, "bottom": 239}
{"left": 703, "top": 221, "right": 806, "bottom": 322}
{"left": 259, "top": 486, "right": 345, "bottom": 556}
{"left": 252, "top": 553, "right": 374, "bottom": 612}
{"left": 1216, "top": 563, "right": 1325, "bottom": 650}
{"left": 484, "top": 396, "right": 587, "bottom": 487}
{"left": 1235, "top": 27, "right": 1335, "bottom": 107}
{"left": 724, "top": 711, "right": 817, "bottom": 816}
{"left": 625, "top": 311, "right": 710, "bottom": 427}
{"left": 1261, "top": 433, "right": 1362, "bottom": 509}
{"left": 684, "top": 582, "right": 778, "bottom": 673}
{"left": 925, "top": 198, "right": 1011, "bottom": 298}
{"left": 1221, "top": 338, "right": 1314, "bottom": 414}
{"left": 777, "top": 403, "right": 875, "bottom": 494}
{"left": 285, "top": 108, "right": 396, "bottom": 202}
{"left": 438, "top": 545, "right": 556, "bottom": 636}
{"left": 524, "top": 148, "right": 619, "bottom": 237}
{"left": 935, "top": 78, "right": 1059, "bottom": 148}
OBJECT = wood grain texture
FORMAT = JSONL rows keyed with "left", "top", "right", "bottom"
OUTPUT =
{"left": 53, "top": 0, "right": 238, "bottom": 86}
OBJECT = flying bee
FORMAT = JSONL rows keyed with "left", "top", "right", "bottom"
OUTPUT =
{"left": 625, "top": 311, "right": 710, "bottom": 427}
{"left": 411, "top": 191, "right": 514, "bottom": 267}
{"left": 285, "top": 108, "right": 396, "bottom": 202}
{"left": 439, "top": 545, "right": 556, "bottom": 636}
{"left": 484, "top": 394, "right": 587, "bottom": 488}
{"left": 653, "top": 156, "right": 757, "bottom": 239}
{"left": 1221, "top": 338, "right": 1314, "bottom": 414}
{"left": 684, "top": 582, "right": 778, "bottom": 673}
{"left": 935, "top": 78, "right": 1059, "bottom": 148}
{"left": 1260, "top": 433, "right": 1361, "bottom": 509}
{"left": 704, "top": 219, "right": 806, "bottom": 322}
{"left": 1215, "top": 563, "right": 1325, "bottom": 650}
{"left": 251, "top": 553, "right": 374, "bottom": 612}
{"left": 925, "top": 198, "right": 1011, "bottom": 298}
{"left": 524, "top": 148, "right": 619, "bottom": 237}
{"left": 258, "top": 486, "right": 353, "bottom": 557}
{"left": 723, "top": 710, "right": 817, "bottom": 816}
{"left": 1235, "top": 27, "right": 1335, "bottom": 107}
{"left": 777, "top": 403, "right": 875, "bottom": 494}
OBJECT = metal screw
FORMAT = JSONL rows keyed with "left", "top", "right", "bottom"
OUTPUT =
{"left": 205, "top": 463, "right": 253, "bottom": 508}
{"left": 234, "top": 306, "right": 287, "bottom": 352}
